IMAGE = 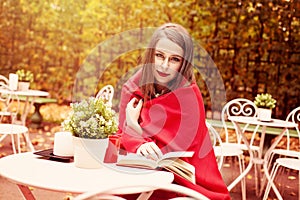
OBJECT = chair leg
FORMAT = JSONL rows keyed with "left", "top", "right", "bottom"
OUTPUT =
{"left": 17, "top": 133, "right": 21, "bottom": 153}
{"left": 254, "top": 162, "right": 259, "bottom": 195}
{"left": 263, "top": 162, "right": 284, "bottom": 200}
{"left": 137, "top": 191, "right": 153, "bottom": 200}
{"left": 23, "top": 132, "right": 35, "bottom": 152}
{"left": 252, "top": 150, "right": 260, "bottom": 196}
{"left": 263, "top": 162, "right": 278, "bottom": 200}
{"left": 261, "top": 152, "right": 275, "bottom": 193}
{"left": 0, "top": 134, "right": 7, "bottom": 142}
{"left": 238, "top": 155, "right": 246, "bottom": 200}
{"left": 10, "top": 134, "right": 17, "bottom": 154}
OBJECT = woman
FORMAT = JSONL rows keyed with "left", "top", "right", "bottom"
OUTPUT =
{"left": 117, "top": 23, "right": 230, "bottom": 199}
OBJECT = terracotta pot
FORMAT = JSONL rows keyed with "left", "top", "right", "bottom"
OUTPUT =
{"left": 257, "top": 108, "right": 272, "bottom": 121}
{"left": 73, "top": 137, "right": 108, "bottom": 169}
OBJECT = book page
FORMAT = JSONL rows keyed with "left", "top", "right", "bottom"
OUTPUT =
{"left": 160, "top": 151, "right": 194, "bottom": 160}
{"left": 163, "top": 163, "right": 196, "bottom": 184}
{"left": 158, "top": 158, "right": 196, "bottom": 183}
{"left": 117, "top": 154, "right": 158, "bottom": 169}
{"left": 117, "top": 151, "right": 195, "bottom": 171}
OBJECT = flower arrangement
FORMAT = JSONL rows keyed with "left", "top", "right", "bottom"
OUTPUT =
{"left": 62, "top": 97, "right": 118, "bottom": 139}
{"left": 254, "top": 93, "right": 276, "bottom": 109}
{"left": 16, "top": 69, "right": 34, "bottom": 82}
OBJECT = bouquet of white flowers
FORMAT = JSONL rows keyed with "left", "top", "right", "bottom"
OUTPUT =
{"left": 62, "top": 97, "right": 118, "bottom": 139}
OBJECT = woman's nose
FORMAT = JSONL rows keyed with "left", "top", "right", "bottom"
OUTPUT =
{"left": 161, "top": 58, "right": 169, "bottom": 69}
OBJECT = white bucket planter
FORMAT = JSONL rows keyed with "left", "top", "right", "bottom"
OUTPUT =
{"left": 73, "top": 137, "right": 109, "bottom": 169}
{"left": 257, "top": 108, "right": 272, "bottom": 121}
{"left": 18, "top": 81, "right": 30, "bottom": 91}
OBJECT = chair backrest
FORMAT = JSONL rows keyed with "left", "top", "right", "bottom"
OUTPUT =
{"left": 221, "top": 98, "right": 258, "bottom": 143}
{"left": 0, "top": 75, "right": 9, "bottom": 85}
{"left": 285, "top": 106, "right": 300, "bottom": 151}
{"left": 0, "top": 82, "right": 20, "bottom": 124}
{"left": 206, "top": 121, "right": 224, "bottom": 170}
{"left": 96, "top": 85, "right": 114, "bottom": 106}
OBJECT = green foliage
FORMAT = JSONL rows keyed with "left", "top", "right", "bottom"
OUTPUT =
{"left": 62, "top": 97, "right": 118, "bottom": 139}
{"left": 0, "top": 0, "right": 299, "bottom": 118}
{"left": 254, "top": 93, "right": 276, "bottom": 109}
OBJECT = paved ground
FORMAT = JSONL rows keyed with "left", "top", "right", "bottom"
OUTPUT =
{"left": 0, "top": 122, "right": 298, "bottom": 200}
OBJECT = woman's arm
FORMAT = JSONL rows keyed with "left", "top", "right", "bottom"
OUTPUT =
{"left": 118, "top": 83, "right": 152, "bottom": 153}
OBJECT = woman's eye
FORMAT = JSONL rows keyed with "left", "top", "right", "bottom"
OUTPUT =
{"left": 155, "top": 53, "right": 164, "bottom": 60}
{"left": 170, "top": 57, "right": 181, "bottom": 63}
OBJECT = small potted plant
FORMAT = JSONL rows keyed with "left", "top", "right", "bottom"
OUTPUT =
{"left": 62, "top": 97, "right": 118, "bottom": 168}
{"left": 254, "top": 93, "right": 276, "bottom": 121}
{"left": 16, "top": 69, "right": 34, "bottom": 91}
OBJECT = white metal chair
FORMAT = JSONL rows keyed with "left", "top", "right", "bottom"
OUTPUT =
{"left": 262, "top": 157, "right": 300, "bottom": 200}
{"left": 0, "top": 81, "right": 32, "bottom": 154}
{"left": 262, "top": 106, "right": 300, "bottom": 200}
{"left": 73, "top": 183, "right": 209, "bottom": 200}
{"left": 222, "top": 98, "right": 260, "bottom": 153}
{"left": 220, "top": 98, "right": 263, "bottom": 199}
{"left": 206, "top": 121, "right": 224, "bottom": 171}
{"left": 266, "top": 106, "right": 300, "bottom": 167}
{"left": 95, "top": 84, "right": 114, "bottom": 106}
{"left": 0, "top": 74, "right": 9, "bottom": 85}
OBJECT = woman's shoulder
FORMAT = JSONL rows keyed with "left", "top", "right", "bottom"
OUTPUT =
{"left": 124, "top": 69, "right": 142, "bottom": 86}
{"left": 122, "top": 69, "right": 143, "bottom": 97}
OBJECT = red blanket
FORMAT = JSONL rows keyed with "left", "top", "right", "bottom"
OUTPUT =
{"left": 118, "top": 70, "right": 230, "bottom": 200}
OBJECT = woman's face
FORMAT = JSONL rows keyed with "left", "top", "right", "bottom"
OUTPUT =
{"left": 153, "top": 38, "right": 184, "bottom": 86}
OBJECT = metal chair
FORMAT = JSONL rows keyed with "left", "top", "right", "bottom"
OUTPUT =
{"left": 220, "top": 98, "right": 263, "bottom": 199}
{"left": 95, "top": 85, "right": 114, "bottom": 106}
{"left": 0, "top": 81, "right": 32, "bottom": 154}
{"left": 73, "top": 183, "right": 209, "bottom": 200}
{"left": 222, "top": 98, "right": 260, "bottom": 153}
{"left": 206, "top": 121, "right": 224, "bottom": 171}
{"left": 265, "top": 106, "right": 300, "bottom": 167}
{"left": 263, "top": 157, "right": 300, "bottom": 200}
{"left": 0, "top": 74, "right": 9, "bottom": 85}
{"left": 262, "top": 106, "right": 300, "bottom": 200}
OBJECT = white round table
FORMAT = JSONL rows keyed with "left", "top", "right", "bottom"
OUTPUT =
{"left": 0, "top": 153, "right": 174, "bottom": 199}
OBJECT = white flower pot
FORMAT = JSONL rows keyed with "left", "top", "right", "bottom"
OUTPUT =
{"left": 18, "top": 81, "right": 30, "bottom": 91}
{"left": 257, "top": 108, "right": 272, "bottom": 121}
{"left": 73, "top": 137, "right": 109, "bottom": 169}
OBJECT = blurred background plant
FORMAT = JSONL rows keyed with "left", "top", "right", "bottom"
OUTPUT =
{"left": 16, "top": 69, "right": 34, "bottom": 83}
{"left": 254, "top": 93, "right": 277, "bottom": 109}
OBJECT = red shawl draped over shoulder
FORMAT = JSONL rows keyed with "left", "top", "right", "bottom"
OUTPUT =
{"left": 118, "top": 70, "right": 230, "bottom": 200}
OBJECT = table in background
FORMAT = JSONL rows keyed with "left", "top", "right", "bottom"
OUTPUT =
{"left": 0, "top": 89, "right": 49, "bottom": 126}
{"left": 228, "top": 116, "right": 297, "bottom": 196}
{"left": 0, "top": 152, "right": 174, "bottom": 200}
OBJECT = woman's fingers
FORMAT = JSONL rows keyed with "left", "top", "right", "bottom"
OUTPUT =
{"left": 135, "top": 99, "right": 143, "bottom": 110}
{"left": 126, "top": 98, "right": 136, "bottom": 109}
{"left": 149, "top": 142, "right": 163, "bottom": 159}
{"left": 136, "top": 142, "right": 163, "bottom": 160}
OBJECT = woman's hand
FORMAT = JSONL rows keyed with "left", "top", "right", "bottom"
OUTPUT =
{"left": 126, "top": 98, "right": 143, "bottom": 134}
{"left": 137, "top": 142, "right": 163, "bottom": 160}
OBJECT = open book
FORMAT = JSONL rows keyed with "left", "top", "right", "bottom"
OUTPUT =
{"left": 117, "top": 151, "right": 195, "bottom": 184}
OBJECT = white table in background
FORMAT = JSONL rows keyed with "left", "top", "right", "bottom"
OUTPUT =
{"left": 228, "top": 116, "right": 297, "bottom": 197}
{"left": 0, "top": 89, "right": 49, "bottom": 125}
{"left": 0, "top": 152, "right": 174, "bottom": 200}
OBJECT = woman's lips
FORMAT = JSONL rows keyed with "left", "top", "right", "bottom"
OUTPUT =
{"left": 157, "top": 70, "right": 169, "bottom": 77}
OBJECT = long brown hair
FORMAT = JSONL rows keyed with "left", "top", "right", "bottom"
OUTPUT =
{"left": 139, "top": 23, "right": 194, "bottom": 100}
